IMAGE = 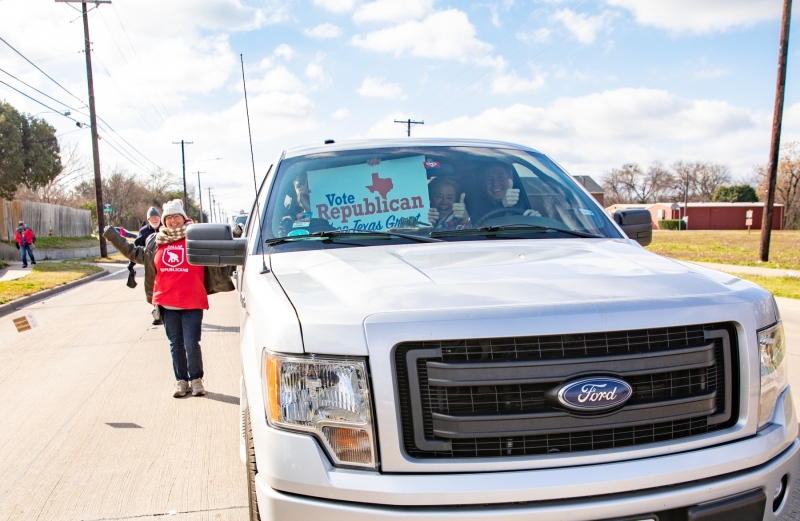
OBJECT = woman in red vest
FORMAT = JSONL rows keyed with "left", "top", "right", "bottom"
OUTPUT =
{"left": 104, "top": 199, "right": 234, "bottom": 398}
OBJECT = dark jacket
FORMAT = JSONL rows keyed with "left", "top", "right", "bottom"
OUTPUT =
{"left": 104, "top": 226, "right": 235, "bottom": 304}
{"left": 134, "top": 223, "right": 159, "bottom": 247}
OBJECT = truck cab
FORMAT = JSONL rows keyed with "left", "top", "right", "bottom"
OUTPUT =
{"left": 186, "top": 138, "right": 796, "bottom": 521}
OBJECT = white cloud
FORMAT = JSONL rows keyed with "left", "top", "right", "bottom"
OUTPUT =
{"left": 274, "top": 44, "right": 294, "bottom": 60}
{"left": 303, "top": 23, "right": 343, "bottom": 39}
{"left": 314, "top": 0, "right": 358, "bottom": 13}
{"left": 370, "top": 88, "right": 771, "bottom": 178}
{"left": 357, "top": 77, "right": 406, "bottom": 99}
{"left": 491, "top": 72, "right": 546, "bottom": 94}
{"left": 245, "top": 66, "right": 306, "bottom": 94}
{"left": 517, "top": 27, "right": 551, "bottom": 44}
{"left": 553, "top": 9, "right": 613, "bottom": 44}
{"left": 353, "top": 0, "right": 434, "bottom": 24}
{"left": 617, "top": 0, "right": 781, "bottom": 33}
{"left": 305, "top": 63, "right": 332, "bottom": 89}
{"left": 352, "top": 9, "right": 500, "bottom": 65}
{"left": 331, "top": 108, "right": 351, "bottom": 119}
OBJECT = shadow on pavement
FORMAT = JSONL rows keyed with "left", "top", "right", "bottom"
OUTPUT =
{"left": 204, "top": 391, "right": 239, "bottom": 406}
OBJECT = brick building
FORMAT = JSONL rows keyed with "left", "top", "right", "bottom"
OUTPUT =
{"left": 605, "top": 202, "right": 784, "bottom": 230}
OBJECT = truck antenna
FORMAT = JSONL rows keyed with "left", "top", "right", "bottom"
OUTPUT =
{"left": 240, "top": 54, "right": 270, "bottom": 274}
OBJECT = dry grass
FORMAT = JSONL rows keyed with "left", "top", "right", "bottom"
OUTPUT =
{"left": 646, "top": 230, "right": 800, "bottom": 270}
{"left": 91, "top": 253, "right": 130, "bottom": 263}
{"left": 732, "top": 274, "right": 800, "bottom": 300}
{"left": 0, "top": 261, "right": 103, "bottom": 305}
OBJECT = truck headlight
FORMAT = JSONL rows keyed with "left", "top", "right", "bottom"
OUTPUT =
{"left": 759, "top": 322, "right": 788, "bottom": 429}
{"left": 263, "top": 351, "right": 377, "bottom": 469}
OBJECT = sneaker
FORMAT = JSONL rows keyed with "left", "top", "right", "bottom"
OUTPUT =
{"left": 173, "top": 380, "right": 189, "bottom": 398}
{"left": 152, "top": 319, "right": 163, "bottom": 326}
{"left": 31, "top": 261, "right": 36, "bottom": 265}
{"left": 191, "top": 378, "right": 206, "bottom": 396}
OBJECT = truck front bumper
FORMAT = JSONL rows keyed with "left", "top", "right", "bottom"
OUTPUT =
{"left": 257, "top": 438, "right": 798, "bottom": 520}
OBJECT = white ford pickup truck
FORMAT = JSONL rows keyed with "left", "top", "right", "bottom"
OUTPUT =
{"left": 185, "top": 139, "right": 796, "bottom": 521}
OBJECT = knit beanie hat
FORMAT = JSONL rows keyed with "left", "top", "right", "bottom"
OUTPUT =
{"left": 147, "top": 206, "right": 160, "bottom": 219}
{"left": 162, "top": 199, "right": 188, "bottom": 220}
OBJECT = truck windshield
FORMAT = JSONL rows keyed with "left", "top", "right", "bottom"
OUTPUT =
{"left": 259, "top": 146, "right": 621, "bottom": 251}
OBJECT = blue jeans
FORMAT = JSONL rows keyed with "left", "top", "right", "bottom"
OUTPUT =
{"left": 161, "top": 308, "right": 204, "bottom": 381}
{"left": 20, "top": 245, "right": 35, "bottom": 267}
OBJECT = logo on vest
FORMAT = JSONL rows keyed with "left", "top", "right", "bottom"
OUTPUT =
{"left": 162, "top": 244, "right": 185, "bottom": 269}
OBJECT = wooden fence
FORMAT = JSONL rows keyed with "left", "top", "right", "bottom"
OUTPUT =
{"left": 0, "top": 199, "right": 92, "bottom": 241}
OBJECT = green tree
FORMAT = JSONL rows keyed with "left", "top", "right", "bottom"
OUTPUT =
{"left": 0, "top": 102, "right": 62, "bottom": 199}
{"left": 712, "top": 184, "right": 759, "bottom": 203}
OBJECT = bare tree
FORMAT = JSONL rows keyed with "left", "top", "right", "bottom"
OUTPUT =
{"left": 603, "top": 162, "right": 674, "bottom": 205}
{"left": 757, "top": 142, "right": 800, "bottom": 229}
{"left": 14, "top": 143, "right": 90, "bottom": 206}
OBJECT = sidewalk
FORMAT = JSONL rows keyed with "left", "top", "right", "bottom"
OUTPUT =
{"left": 691, "top": 261, "right": 800, "bottom": 278}
{"left": 0, "top": 262, "right": 36, "bottom": 282}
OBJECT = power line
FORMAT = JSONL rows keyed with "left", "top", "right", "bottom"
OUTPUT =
{"left": 0, "top": 78, "right": 89, "bottom": 126}
{"left": 111, "top": 4, "right": 172, "bottom": 119}
{"left": 96, "top": 8, "right": 166, "bottom": 124}
{"left": 0, "top": 66, "right": 84, "bottom": 114}
{"left": 0, "top": 36, "right": 86, "bottom": 107}
{"left": 0, "top": 50, "right": 164, "bottom": 173}
{"left": 96, "top": 117, "right": 163, "bottom": 170}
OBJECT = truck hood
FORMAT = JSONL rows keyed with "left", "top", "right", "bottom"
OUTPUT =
{"left": 269, "top": 239, "right": 752, "bottom": 355}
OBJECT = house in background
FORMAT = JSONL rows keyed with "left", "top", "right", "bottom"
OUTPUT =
{"left": 605, "top": 202, "right": 784, "bottom": 230}
{"left": 573, "top": 176, "right": 605, "bottom": 206}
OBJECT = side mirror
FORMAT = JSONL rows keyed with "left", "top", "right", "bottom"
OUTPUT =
{"left": 186, "top": 224, "right": 246, "bottom": 266}
{"left": 613, "top": 209, "right": 653, "bottom": 247}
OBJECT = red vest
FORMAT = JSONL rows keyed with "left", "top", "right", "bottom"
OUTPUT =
{"left": 152, "top": 238, "right": 208, "bottom": 310}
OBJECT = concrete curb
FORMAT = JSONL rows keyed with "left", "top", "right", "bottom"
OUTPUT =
{"left": 0, "top": 268, "right": 113, "bottom": 318}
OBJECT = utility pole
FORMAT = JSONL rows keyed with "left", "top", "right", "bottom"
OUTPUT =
{"left": 211, "top": 195, "right": 217, "bottom": 223}
{"left": 195, "top": 171, "right": 205, "bottom": 223}
{"left": 683, "top": 171, "right": 689, "bottom": 231}
{"left": 56, "top": 0, "right": 111, "bottom": 256}
{"left": 207, "top": 188, "right": 213, "bottom": 222}
{"left": 760, "top": 0, "right": 793, "bottom": 262}
{"left": 172, "top": 140, "right": 193, "bottom": 210}
{"left": 394, "top": 118, "right": 424, "bottom": 137}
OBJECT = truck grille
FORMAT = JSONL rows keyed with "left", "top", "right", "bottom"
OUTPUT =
{"left": 394, "top": 323, "right": 738, "bottom": 459}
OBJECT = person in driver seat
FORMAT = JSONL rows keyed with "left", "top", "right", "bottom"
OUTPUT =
{"left": 467, "top": 163, "right": 540, "bottom": 224}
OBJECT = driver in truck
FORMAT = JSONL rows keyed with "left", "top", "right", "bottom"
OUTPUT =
{"left": 467, "top": 163, "right": 540, "bottom": 222}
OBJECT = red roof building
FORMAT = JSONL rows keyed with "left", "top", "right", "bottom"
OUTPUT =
{"left": 606, "top": 202, "right": 784, "bottom": 230}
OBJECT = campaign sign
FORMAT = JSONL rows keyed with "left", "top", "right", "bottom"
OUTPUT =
{"left": 307, "top": 155, "right": 429, "bottom": 230}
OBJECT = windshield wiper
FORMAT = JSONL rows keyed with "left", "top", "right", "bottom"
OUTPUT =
{"left": 431, "top": 224, "right": 602, "bottom": 239}
{"left": 265, "top": 228, "right": 442, "bottom": 247}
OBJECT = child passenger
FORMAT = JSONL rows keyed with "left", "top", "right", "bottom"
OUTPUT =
{"left": 427, "top": 176, "right": 471, "bottom": 229}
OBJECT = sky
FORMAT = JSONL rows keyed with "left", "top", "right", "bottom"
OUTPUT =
{"left": 1, "top": 0, "right": 799, "bottom": 217}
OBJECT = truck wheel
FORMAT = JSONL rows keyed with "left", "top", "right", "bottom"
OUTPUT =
{"left": 245, "top": 403, "right": 261, "bottom": 521}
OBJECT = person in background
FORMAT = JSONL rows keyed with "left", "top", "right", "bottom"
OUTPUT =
{"left": 103, "top": 199, "right": 235, "bottom": 399}
{"left": 125, "top": 207, "right": 162, "bottom": 293}
{"left": 14, "top": 221, "right": 36, "bottom": 268}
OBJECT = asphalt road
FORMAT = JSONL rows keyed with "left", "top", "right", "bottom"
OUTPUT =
{"left": 0, "top": 269, "right": 799, "bottom": 520}
{"left": 0, "top": 266, "right": 246, "bottom": 521}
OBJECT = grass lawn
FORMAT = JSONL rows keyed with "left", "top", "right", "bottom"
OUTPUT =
{"left": 91, "top": 253, "right": 130, "bottom": 263}
{"left": 0, "top": 261, "right": 103, "bottom": 305}
{"left": 733, "top": 274, "right": 800, "bottom": 300}
{"left": 646, "top": 230, "right": 800, "bottom": 270}
{"left": 0, "top": 236, "right": 99, "bottom": 250}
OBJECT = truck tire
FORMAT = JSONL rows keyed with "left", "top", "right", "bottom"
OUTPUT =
{"left": 244, "top": 400, "right": 261, "bottom": 521}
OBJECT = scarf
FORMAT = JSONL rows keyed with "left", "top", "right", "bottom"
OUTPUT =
{"left": 155, "top": 221, "right": 191, "bottom": 244}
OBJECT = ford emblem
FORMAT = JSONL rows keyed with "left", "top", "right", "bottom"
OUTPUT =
{"left": 557, "top": 377, "right": 632, "bottom": 412}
